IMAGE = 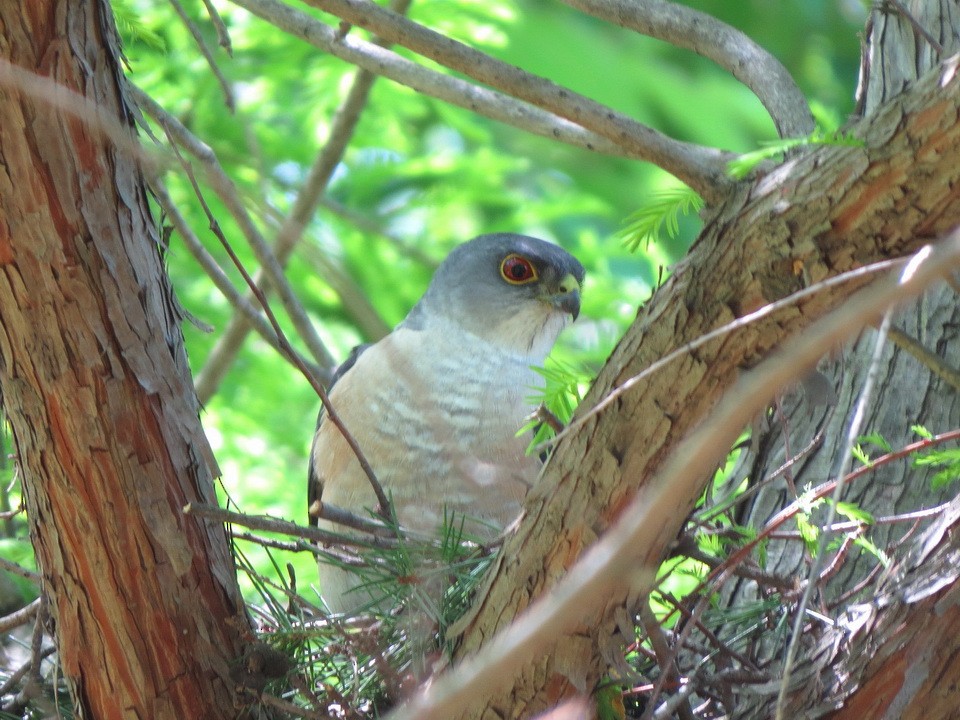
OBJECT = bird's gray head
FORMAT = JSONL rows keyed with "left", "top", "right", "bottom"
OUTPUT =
{"left": 403, "top": 233, "right": 584, "bottom": 359}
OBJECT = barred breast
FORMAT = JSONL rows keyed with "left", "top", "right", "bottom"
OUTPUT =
{"left": 314, "top": 321, "right": 542, "bottom": 540}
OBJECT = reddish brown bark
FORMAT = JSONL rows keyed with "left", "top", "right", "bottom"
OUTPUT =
{"left": 0, "top": 2, "right": 249, "bottom": 718}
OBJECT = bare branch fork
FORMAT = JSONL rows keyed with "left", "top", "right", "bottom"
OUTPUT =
{"left": 128, "top": 84, "right": 338, "bottom": 375}
{"left": 300, "top": 0, "right": 738, "bottom": 201}
{"left": 155, "top": 123, "right": 394, "bottom": 517}
{"left": 229, "top": 0, "right": 652, "bottom": 163}
{"left": 386, "top": 233, "right": 960, "bottom": 720}
{"left": 229, "top": 0, "right": 778, "bottom": 201}
{"left": 558, "top": 0, "right": 814, "bottom": 138}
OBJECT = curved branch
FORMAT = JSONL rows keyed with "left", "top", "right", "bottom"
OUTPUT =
{"left": 559, "top": 0, "right": 814, "bottom": 138}
{"left": 293, "top": 0, "right": 733, "bottom": 201}
{"left": 230, "top": 0, "right": 661, "bottom": 165}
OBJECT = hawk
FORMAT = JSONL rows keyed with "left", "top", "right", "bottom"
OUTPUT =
{"left": 308, "top": 233, "right": 583, "bottom": 613}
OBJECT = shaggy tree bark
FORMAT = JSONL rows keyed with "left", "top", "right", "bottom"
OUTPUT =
{"left": 0, "top": 2, "right": 251, "bottom": 717}
{"left": 440, "top": 2, "right": 960, "bottom": 719}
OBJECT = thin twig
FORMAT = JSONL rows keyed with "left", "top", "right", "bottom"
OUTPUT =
{"left": 558, "top": 0, "right": 814, "bottom": 138}
{"left": 200, "top": 0, "right": 232, "bottom": 53}
{"left": 775, "top": 308, "right": 893, "bottom": 719}
{"left": 886, "top": 0, "right": 944, "bottom": 54}
{"left": 640, "top": 599, "right": 695, "bottom": 720}
{"left": 194, "top": 0, "right": 411, "bottom": 401}
{"left": 386, "top": 237, "right": 960, "bottom": 720}
{"left": 259, "top": 690, "right": 329, "bottom": 719}
{"left": 0, "top": 646, "right": 55, "bottom": 701}
{"left": 768, "top": 504, "right": 952, "bottom": 539}
{"left": 149, "top": 177, "right": 326, "bottom": 379}
{"left": 129, "top": 83, "right": 337, "bottom": 373}
{"left": 0, "top": 555, "right": 39, "bottom": 582}
{"left": 0, "top": 597, "right": 41, "bottom": 634}
{"left": 888, "top": 325, "right": 960, "bottom": 391}
{"left": 167, "top": 0, "right": 235, "bottom": 110}
{"left": 153, "top": 115, "right": 392, "bottom": 518}
{"left": 186, "top": 501, "right": 435, "bottom": 548}
{"left": 540, "top": 258, "right": 902, "bottom": 456}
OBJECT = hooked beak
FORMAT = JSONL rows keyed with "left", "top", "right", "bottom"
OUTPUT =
{"left": 544, "top": 272, "right": 581, "bottom": 321}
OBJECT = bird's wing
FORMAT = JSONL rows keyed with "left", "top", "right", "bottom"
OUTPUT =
{"left": 307, "top": 343, "right": 371, "bottom": 526}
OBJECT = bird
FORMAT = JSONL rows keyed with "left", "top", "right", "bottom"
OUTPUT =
{"left": 308, "top": 233, "right": 584, "bottom": 614}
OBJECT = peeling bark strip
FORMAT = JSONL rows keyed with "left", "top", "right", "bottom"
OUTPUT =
{"left": 0, "top": 2, "right": 248, "bottom": 718}
{"left": 448, "top": 55, "right": 960, "bottom": 719}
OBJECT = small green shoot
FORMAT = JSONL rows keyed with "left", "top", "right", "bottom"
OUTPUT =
{"left": 912, "top": 424, "right": 934, "bottom": 440}
{"left": 112, "top": 0, "right": 167, "bottom": 51}
{"left": 913, "top": 446, "right": 960, "bottom": 489}
{"left": 851, "top": 443, "right": 873, "bottom": 467}
{"left": 859, "top": 432, "right": 892, "bottom": 453}
{"left": 727, "top": 128, "right": 864, "bottom": 180}
{"left": 834, "top": 501, "right": 875, "bottom": 526}
{"left": 619, "top": 186, "right": 703, "bottom": 252}
{"left": 521, "top": 358, "right": 590, "bottom": 448}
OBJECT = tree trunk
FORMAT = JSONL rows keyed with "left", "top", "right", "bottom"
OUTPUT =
{"left": 451, "top": 2, "right": 960, "bottom": 717}
{"left": 724, "top": 3, "right": 960, "bottom": 717}
{"left": 0, "top": 2, "right": 249, "bottom": 717}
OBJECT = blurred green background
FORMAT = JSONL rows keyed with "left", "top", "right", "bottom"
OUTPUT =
{"left": 0, "top": 0, "right": 867, "bottom": 606}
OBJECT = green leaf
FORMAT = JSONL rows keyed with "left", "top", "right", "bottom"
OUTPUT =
{"left": 618, "top": 186, "right": 704, "bottom": 252}
{"left": 859, "top": 432, "right": 892, "bottom": 453}
{"left": 913, "top": 447, "right": 960, "bottom": 489}
{"left": 853, "top": 535, "right": 890, "bottom": 567}
{"left": 596, "top": 680, "right": 626, "bottom": 720}
{"left": 522, "top": 358, "right": 591, "bottom": 448}
{"left": 834, "top": 501, "right": 874, "bottom": 525}
{"left": 795, "top": 513, "right": 819, "bottom": 554}
{"left": 912, "top": 424, "right": 934, "bottom": 440}
{"left": 851, "top": 443, "right": 872, "bottom": 466}
{"left": 727, "top": 128, "right": 864, "bottom": 180}
{"left": 112, "top": 0, "right": 167, "bottom": 51}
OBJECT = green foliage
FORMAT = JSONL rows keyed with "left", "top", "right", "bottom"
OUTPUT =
{"left": 726, "top": 128, "right": 864, "bottom": 180}
{"left": 914, "top": 446, "right": 960, "bottom": 489}
{"left": 112, "top": 0, "right": 167, "bottom": 51}
{"left": 913, "top": 424, "right": 934, "bottom": 440}
{"left": 231, "top": 512, "right": 496, "bottom": 714}
{"left": 619, "top": 186, "right": 704, "bottom": 252}
{"left": 834, "top": 501, "right": 875, "bottom": 526}
{"left": 519, "top": 358, "right": 590, "bottom": 448}
{"left": 851, "top": 443, "right": 873, "bottom": 467}
{"left": 596, "top": 680, "right": 627, "bottom": 720}
{"left": 859, "top": 431, "right": 893, "bottom": 453}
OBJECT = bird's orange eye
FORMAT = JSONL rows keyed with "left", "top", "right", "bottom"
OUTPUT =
{"left": 500, "top": 254, "right": 538, "bottom": 284}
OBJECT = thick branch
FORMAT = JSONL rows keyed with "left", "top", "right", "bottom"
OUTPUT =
{"left": 559, "top": 0, "right": 814, "bottom": 138}
{"left": 391, "top": 235, "right": 960, "bottom": 720}
{"left": 443, "top": 52, "right": 960, "bottom": 719}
